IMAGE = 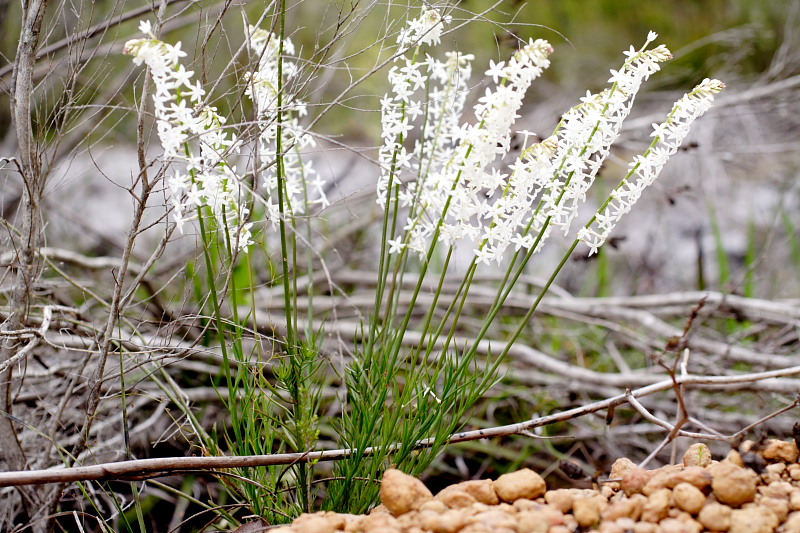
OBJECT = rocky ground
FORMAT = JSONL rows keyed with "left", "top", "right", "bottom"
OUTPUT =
{"left": 251, "top": 438, "right": 800, "bottom": 533}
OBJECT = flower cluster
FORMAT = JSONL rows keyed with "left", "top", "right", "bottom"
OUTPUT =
{"left": 523, "top": 33, "right": 672, "bottom": 256}
{"left": 125, "top": 21, "right": 253, "bottom": 250}
{"left": 397, "top": 7, "right": 451, "bottom": 48}
{"left": 245, "top": 26, "right": 326, "bottom": 225}
{"left": 377, "top": 50, "right": 473, "bottom": 201}
{"left": 437, "top": 39, "right": 554, "bottom": 260}
{"left": 577, "top": 78, "right": 725, "bottom": 255}
{"left": 379, "top": 12, "right": 554, "bottom": 259}
{"left": 377, "top": 8, "right": 474, "bottom": 237}
{"left": 379, "top": 17, "right": 717, "bottom": 266}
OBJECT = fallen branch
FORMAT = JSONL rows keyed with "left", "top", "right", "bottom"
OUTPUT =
{"left": 2, "top": 364, "right": 798, "bottom": 488}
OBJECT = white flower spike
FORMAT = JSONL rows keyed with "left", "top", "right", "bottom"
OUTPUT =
{"left": 578, "top": 78, "right": 725, "bottom": 255}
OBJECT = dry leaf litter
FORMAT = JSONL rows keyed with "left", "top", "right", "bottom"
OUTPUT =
{"left": 262, "top": 438, "right": 800, "bottom": 533}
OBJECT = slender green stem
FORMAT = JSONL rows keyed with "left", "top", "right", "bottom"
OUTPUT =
{"left": 275, "top": 0, "right": 295, "bottom": 353}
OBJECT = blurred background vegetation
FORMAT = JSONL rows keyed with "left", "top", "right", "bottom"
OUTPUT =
{"left": 0, "top": 0, "right": 800, "bottom": 296}
{"left": 1, "top": 0, "right": 792, "bottom": 138}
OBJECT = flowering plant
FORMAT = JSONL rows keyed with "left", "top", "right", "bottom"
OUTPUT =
{"left": 122, "top": 6, "right": 723, "bottom": 522}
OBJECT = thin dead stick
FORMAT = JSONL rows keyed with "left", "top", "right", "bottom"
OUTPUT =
{"left": 729, "top": 398, "right": 800, "bottom": 441}
{"left": 0, "top": 0, "right": 191, "bottom": 82}
{"left": 0, "top": 306, "right": 51, "bottom": 374}
{"left": 2, "top": 366, "right": 799, "bottom": 488}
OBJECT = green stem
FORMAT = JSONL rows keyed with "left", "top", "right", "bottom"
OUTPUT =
{"left": 275, "top": 0, "right": 295, "bottom": 353}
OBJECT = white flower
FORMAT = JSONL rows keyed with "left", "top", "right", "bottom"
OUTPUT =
{"left": 485, "top": 60, "right": 506, "bottom": 84}
{"left": 397, "top": 8, "right": 451, "bottom": 48}
{"left": 139, "top": 20, "right": 153, "bottom": 36}
{"left": 387, "top": 238, "right": 405, "bottom": 255}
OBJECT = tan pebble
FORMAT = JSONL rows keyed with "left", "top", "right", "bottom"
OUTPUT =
{"left": 493, "top": 469, "right": 546, "bottom": 502}
{"left": 729, "top": 506, "right": 779, "bottom": 533}
{"left": 642, "top": 471, "right": 672, "bottom": 496}
{"left": 741, "top": 440, "right": 756, "bottom": 453}
{"left": 419, "top": 499, "right": 448, "bottom": 513}
{"left": 723, "top": 449, "right": 745, "bottom": 468}
{"left": 472, "top": 509, "right": 516, "bottom": 529}
{"left": 601, "top": 494, "right": 645, "bottom": 521}
{"left": 610, "top": 458, "right": 637, "bottom": 483}
{"left": 601, "top": 484, "right": 615, "bottom": 499}
{"left": 459, "top": 526, "right": 492, "bottom": 533}
{"left": 321, "top": 512, "right": 348, "bottom": 530}
{"left": 496, "top": 502, "right": 515, "bottom": 515}
{"left": 511, "top": 498, "right": 537, "bottom": 511}
{"left": 758, "top": 497, "right": 789, "bottom": 522}
{"left": 791, "top": 489, "right": 800, "bottom": 511}
{"left": 659, "top": 517, "right": 702, "bottom": 533}
{"left": 673, "top": 482, "right": 706, "bottom": 514}
{"left": 360, "top": 513, "right": 400, "bottom": 531}
{"left": 641, "top": 488, "right": 671, "bottom": 523}
{"left": 456, "top": 525, "right": 486, "bottom": 533}
{"left": 293, "top": 516, "right": 335, "bottom": 533}
{"left": 293, "top": 513, "right": 338, "bottom": 532}
{"left": 470, "top": 502, "right": 490, "bottom": 513}
{"left": 561, "top": 513, "right": 578, "bottom": 530}
{"left": 397, "top": 511, "right": 422, "bottom": 529}
{"left": 380, "top": 469, "right": 433, "bottom": 516}
{"left": 548, "top": 527, "right": 571, "bottom": 533}
{"left": 516, "top": 508, "right": 565, "bottom": 533}
{"left": 413, "top": 509, "right": 439, "bottom": 527}
{"left": 672, "top": 466, "right": 713, "bottom": 491}
{"left": 614, "top": 517, "right": 636, "bottom": 530}
{"left": 367, "top": 528, "right": 401, "bottom": 533}
{"left": 572, "top": 496, "right": 602, "bottom": 528}
{"left": 761, "top": 470, "right": 782, "bottom": 485}
{"left": 711, "top": 462, "right": 758, "bottom": 506}
{"left": 767, "top": 462, "right": 786, "bottom": 475}
{"left": 543, "top": 506, "right": 566, "bottom": 526}
{"left": 684, "top": 443, "right": 712, "bottom": 467}
{"left": 344, "top": 516, "right": 364, "bottom": 533}
{"left": 420, "top": 509, "right": 468, "bottom": 533}
{"left": 544, "top": 489, "right": 574, "bottom": 513}
{"left": 760, "top": 480, "right": 793, "bottom": 500}
{"left": 268, "top": 527, "right": 294, "bottom": 533}
{"left": 789, "top": 464, "right": 800, "bottom": 481}
{"left": 670, "top": 509, "right": 693, "bottom": 520}
{"left": 632, "top": 522, "right": 658, "bottom": 533}
{"left": 596, "top": 520, "right": 626, "bottom": 533}
{"left": 763, "top": 439, "right": 800, "bottom": 463}
{"left": 658, "top": 464, "right": 685, "bottom": 475}
{"left": 457, "top": 526, "right": 487, "bottom": 533}
{"left": 435, "top": 488, "right": 477, "bottom": 509}
{"left": 785, "top": 511, "right": 800, "bottom": 533}
{"left": 457, "top": 480, "right": 500, "bottom": 505}
{"left": 698, "top": 501, "right": 732, "bottom": 531}
{"left": 515, "top": 513, "right": 549, "bottom": 533}
{"left": 621, "top": 467, "right": 654, "bottom": 496}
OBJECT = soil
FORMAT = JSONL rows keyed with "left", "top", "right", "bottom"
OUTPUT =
{"left": 243, "top": 438, "right": 800, "bottom": 533}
